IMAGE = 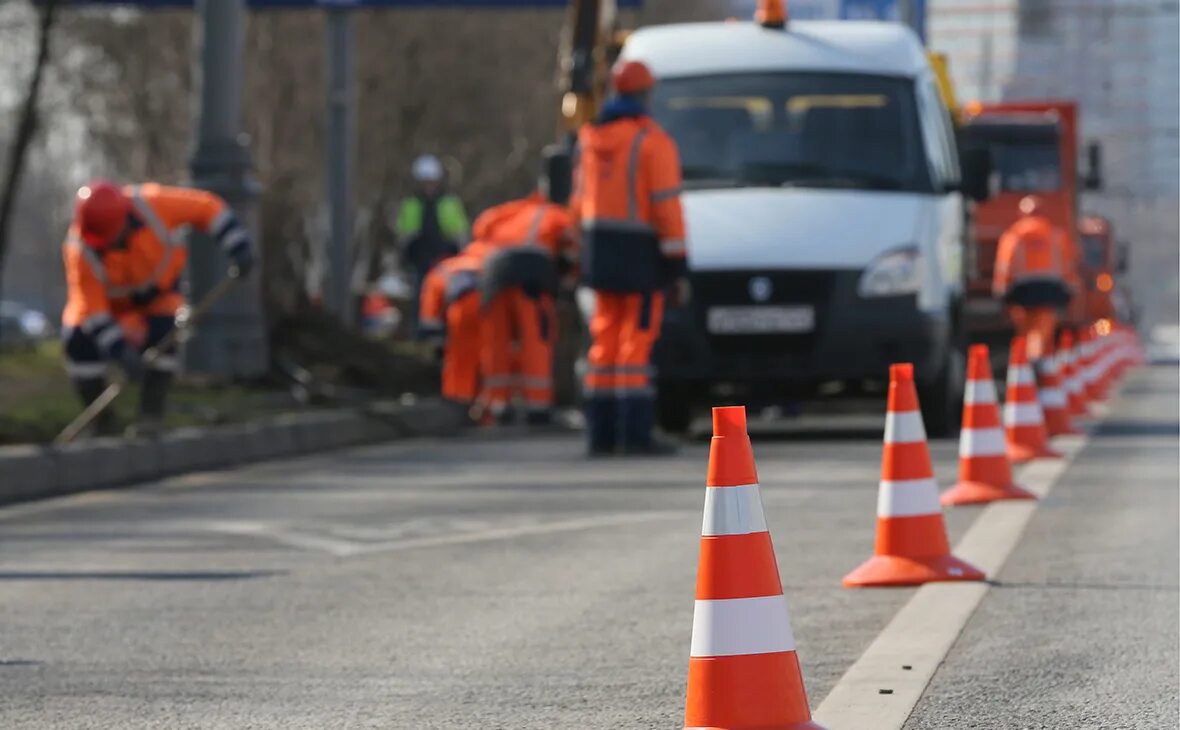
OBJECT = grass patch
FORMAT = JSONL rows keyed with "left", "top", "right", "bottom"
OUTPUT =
{"left": 0, "top": 341, "right": 298, "bottom": 445}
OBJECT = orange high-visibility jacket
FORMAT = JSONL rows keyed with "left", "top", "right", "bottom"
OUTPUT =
{"left": 575, "top": 114, "right": 686, "bottom": 292}
{"left": 473, "top": 194, "right": 578, "bottom": 266}
{"left": 993, "top": 215, "right": 1069, "bottom": 297}
{"left": 418, "top": 250, "right": 487, "bottom": 337}
{"left": 62, "top": 184, "right": 242, "bottom": 332}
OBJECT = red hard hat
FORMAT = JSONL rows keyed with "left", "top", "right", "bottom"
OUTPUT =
{"left": 611, "top": 59, "right": 655, "bottom": 95}
{"left": 75, "top": 180, "right": 131, "bottom": 248}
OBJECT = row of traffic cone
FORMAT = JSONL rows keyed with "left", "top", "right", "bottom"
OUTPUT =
{"left": 679, "top": 325, "right": 1142, "bottom": 729}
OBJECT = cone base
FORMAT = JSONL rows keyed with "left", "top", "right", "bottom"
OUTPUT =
{"left": 842, "top": 553, "right": 985, "bottom": 587}
{"left": 940, "top": 480, "right": 1037, "bottom": 506}
{"left": 1008, "top": 444, "right": 1063, "bottom": 463}
{"left": 686, "top": 723, "right": 826, "bottom": 730}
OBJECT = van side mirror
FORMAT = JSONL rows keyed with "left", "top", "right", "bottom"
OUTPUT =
{"left": 1083, "top": 141, "right": 1103, "bottom": 191}
{"left": 959, "top": 147, "right": 993, "bottom": 202}
{"left": 1116, "top": 241, "right": 1130, "bottom": 274}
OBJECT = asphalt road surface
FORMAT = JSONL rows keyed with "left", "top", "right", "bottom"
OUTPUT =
{"left": 0, "top": 366, "right": 1175, "bottom": 729}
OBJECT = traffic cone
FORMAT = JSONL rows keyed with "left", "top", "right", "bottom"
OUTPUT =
{"left": 1004, "top": 337, "right": 1062, "bottom": 463}
{"left": 1079, "top": 330, "right": 1106, "bottom": 403}
{"left": 1092, "top": 332, "right": 1116, "bottom": 399}
{"left": 684, "top": 406, "right": 824, "bottom": 730}
{"left": 1058, "top": 330, "right": 1090, "bottom": 418}
{"left": 1037, "top": 349, "right": 1081, "bottom": 437}
{"left": 843, "top": 364, "right": 984, "bottom": 587}
{"left": 941, "top": 345, "right": 1035, "bottom": 506}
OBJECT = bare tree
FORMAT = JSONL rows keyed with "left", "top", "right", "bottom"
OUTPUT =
{"left": 0, "top": 0, "right": 58, "bottom": 334}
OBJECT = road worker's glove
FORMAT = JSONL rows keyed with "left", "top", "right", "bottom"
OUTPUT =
{"left": 228, "top": 246, "right": 255, "bottom": 278}
{"left": 131, "top": 285, "right": 161, "bottom": 308}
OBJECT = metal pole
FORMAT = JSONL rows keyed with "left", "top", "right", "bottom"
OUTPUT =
{"left": 326, "top": 8, "right": 355, "bottom": 325}
{"left": 189, "top": 0, "right": 268, "bottom": 377}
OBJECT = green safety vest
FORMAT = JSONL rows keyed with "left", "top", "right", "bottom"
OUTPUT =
{"left": 395, "top": 194, "right": 469, "bottom": 242}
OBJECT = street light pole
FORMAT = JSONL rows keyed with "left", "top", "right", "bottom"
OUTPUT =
{"left": 325, "top": 6, "right": 356, "bottom": 325}
{"left": 189, "top": 0, "right": 269, "bottom": 377}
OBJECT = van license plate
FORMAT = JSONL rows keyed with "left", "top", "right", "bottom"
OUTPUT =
{"left": 707, "top": 306, "right": 815, "bottom": 334}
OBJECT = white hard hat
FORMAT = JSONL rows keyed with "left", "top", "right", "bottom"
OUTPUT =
{"left": 412, "top": 155, "right": 444, "bottom": 182}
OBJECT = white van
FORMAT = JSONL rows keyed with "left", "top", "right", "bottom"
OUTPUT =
{"left": 617, "top": 18, "right": 990, "bottom": 436}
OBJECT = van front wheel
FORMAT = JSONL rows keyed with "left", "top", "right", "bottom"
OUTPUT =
{"left": 919, "top": 339, "right": 966, "bottom": 439}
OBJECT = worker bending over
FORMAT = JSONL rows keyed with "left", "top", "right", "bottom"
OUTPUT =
{"left": 993, "top": 195, "right": 1072, "bottom": 361}
{"left": 575, "top": 59, "right": 688, "bottom": 456}
{"left": 62, "top": 181, "right": 254, "bottom": 435}
{"left": 418, "top": 246, "right": 486, "bottom": 409}
{"left": 476, "top": 147, "right": 579, "bottom": 425}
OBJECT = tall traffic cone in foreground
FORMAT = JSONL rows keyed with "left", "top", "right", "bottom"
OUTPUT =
{"left": 1004, "top": 337, "right": 1062, "bottom": 463}
{"left": 1058, "top": 330, "right": 1090, "bottom": 418}
{"left": 843, "top": 364, "right": 984, "bottom": 587}
{"left": 684, "top": 406, "right": 824, "bottom": 730}
{"left": 1037, "top": 349, "right": 1081, "bottom": 437}
{"left": 941, "top": 345, "right": 1035, "bottom": 506}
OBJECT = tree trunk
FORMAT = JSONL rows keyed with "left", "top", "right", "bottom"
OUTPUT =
{"left": 0, "top": 0, "right": 58, "bottom": 338}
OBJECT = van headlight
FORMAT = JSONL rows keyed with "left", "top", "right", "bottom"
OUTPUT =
{"left": 858, "top": 246, "right": 923, "bottom": 298}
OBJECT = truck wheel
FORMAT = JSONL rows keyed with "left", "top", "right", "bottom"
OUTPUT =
{"left": 919, "top": 341, "right": 966, "bottom": 439}
{"left": 657, "top": 389, "right": 693, "bottom": 435}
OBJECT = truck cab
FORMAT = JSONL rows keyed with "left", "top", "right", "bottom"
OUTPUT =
{"left": 1078, "top": 215, "right": 1118, "bottom": 324}
{"left": 958, "top": 101, "right": 1086, "bottom": 341}
{"left": 617, "top": 18, "right": 986, "bottom": 436}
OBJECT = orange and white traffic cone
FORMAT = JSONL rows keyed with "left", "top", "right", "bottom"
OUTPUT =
{"left": 941, "top": 345, "right": 1035, "bottom": 506}
{"left": 843, "top": 364, "right": 984, "bottom": 587}
{"left": 684, "top": 406, "right": 824, "bottom": 730}
{"left": 1079, "top": 330, "right": 1106, "bottom": 403}
{"left": 1037, "top": 348, "right": 1081, "bottom": 437}
{"left": 1092, "top": 331, "right": 1117, "bottom": 400}
{"left": 1058, "top": 330, "right": 1090, "bottom": 418}
{"left": 1004, "top": 337, "right": 1062, "bottom": 463}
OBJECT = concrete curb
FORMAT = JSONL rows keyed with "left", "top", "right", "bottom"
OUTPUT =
{"left": 0, "top": 399, "right": 466, "bottom": 506}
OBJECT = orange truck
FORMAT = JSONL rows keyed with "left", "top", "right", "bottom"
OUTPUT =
{"left": 1078, "top": 214, "right": 1127, "bottom": 324}
{"left": 958, "top": 100, "right": 1102, "bottom": 343}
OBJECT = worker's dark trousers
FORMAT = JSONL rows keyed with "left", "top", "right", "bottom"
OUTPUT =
{"left": 64, "top": 314, "right": 178, "bottom": 424}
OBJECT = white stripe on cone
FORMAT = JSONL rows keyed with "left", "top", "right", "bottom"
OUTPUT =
{"left": 959, "top": 427, "right": 1006, "bottom": 457}
{"left": 1040, "top": 388, "right": 1067, "bottom": 409}
{"left": 884, "top": 410, "right": 926, "bottom": 444}
{"left": 965, "top": 379, "right": 998, "bottom": 405}
{"left": 1009, "top": 366, "right": 1036, "bottom": 386}
{"left": 877, "top": 477, "right": 941, "bottom": 518}
{"left": 701, "top": 484, "right": 768, "bottom": 537}
{"left": 690, "top": 595, "right": 796, "bottom": 657}
{"left": 1004, "top": 402, "right": 1045, "bottom": 426}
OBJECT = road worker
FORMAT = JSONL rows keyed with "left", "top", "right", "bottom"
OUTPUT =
{"left": 574, "top": 59, "right": 688, "bottom": 456}
{"left": 475, "top": 147, "right": 579, "bottom": 425}
{"left": 396, "top": 155, "right": 469, "bottom": 327}
{"left": 993, "top": 195, "right": 1072, "bottom": 361}
{"left": 62, "top": 180, "right": 254, "bottom": 434}
{"left": 418, "top": 246, "right": 486, "bottom": 410}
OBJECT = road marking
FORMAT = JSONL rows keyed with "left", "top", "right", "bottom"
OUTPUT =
{"left": 814, "top": 431, "right": 1090, "bottom": 730}
{"left": 201, "top": 510, "right": 693, "bottom": 557}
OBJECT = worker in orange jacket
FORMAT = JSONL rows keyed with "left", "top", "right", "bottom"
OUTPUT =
{"left": 993, "top": 195, "right": 1072, "bottom": 361}
{"left": 476, "top": 147, "right": 579, "bottom": 425}
{"left": 62, "top": 180, "right": 254, "bottom": 434}
{"left": 575, "top": 59, "right": 688, "bottom": 455}
{"left": 418, "top": 247, "right": 487, "bottom": 407}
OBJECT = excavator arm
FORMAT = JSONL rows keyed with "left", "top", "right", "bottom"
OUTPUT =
{"left": 558, "top": 0, "right": 627, "bottom": 134}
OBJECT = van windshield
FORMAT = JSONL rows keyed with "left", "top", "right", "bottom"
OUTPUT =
{"left": 650, "top": 72, "right": 933, "bottom": 193}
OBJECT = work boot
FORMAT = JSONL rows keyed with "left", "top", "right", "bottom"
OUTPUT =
{"left": 492, "top": 404, "right": 517, "bottom": 427}
{"left": 73, "top": 376, "right": 119, "bottom": 437}
{"left": 132, "top": 368, "right": 172, "bottom": 438}
{"left": 525, "top": 409, "right": 553, "bottom": 427}
{"left": 584, "top": 396, "right": 619, "bottom": 457}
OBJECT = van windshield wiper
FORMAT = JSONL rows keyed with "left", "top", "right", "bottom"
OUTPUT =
{"left": 682, "top": 178, "right": 748, "bottom": 190}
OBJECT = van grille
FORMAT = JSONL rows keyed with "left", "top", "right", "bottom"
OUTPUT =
{"left": 690, "top": 270, "right": 837, "bottom": 354}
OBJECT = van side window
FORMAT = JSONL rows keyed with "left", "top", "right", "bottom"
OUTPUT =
{"left": 915, "top": 76, "right": 957, "bottom": 192}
